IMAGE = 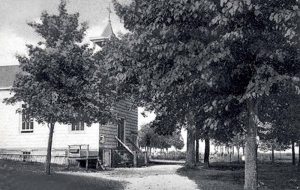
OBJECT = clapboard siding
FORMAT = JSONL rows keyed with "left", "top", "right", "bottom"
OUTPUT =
{"left": 99, "top": 99, "right": 138, "bottom": 150}
{"left": 99, "top": 124, "right": 117, "bottom": 149}
{"left": 0, "top": 91, "right": 138, "bottom": 156}
{"left": 0, "top": 90, "right": 99, "bottom": 153}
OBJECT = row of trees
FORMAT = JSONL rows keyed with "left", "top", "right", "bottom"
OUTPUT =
{"left": 138, "top": 124, "right": 184, "bottom": 152}
{"left": 104, "top": 1, "right": 300, "bottom": 190}
{"left": 4, "top": 1, "right": 300, "bottom": 190}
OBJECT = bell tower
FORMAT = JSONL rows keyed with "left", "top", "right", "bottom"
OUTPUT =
{"left": 90, "top": 4, "right": 115, "bottom": 47}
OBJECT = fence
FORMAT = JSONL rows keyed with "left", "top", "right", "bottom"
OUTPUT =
{"left": 148, "top": 150, "right": 299, "bottom": 163}
{"left": 0, "top": 153, "right": 68, "bottom": 165}
{"left": 150, "top": 151, "right": 186, "bottom": 160}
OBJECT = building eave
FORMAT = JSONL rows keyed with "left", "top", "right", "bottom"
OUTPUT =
{"left": 0, "top": 87, "right": 11, "bottom": 91}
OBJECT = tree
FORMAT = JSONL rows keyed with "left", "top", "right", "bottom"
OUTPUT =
{"left": 231, "top": 134, "right": 245, "bottom": 162}
{"left": 138, "top": 124, "right": 184, "bottom": 152}
{"left": 170, "top": 132, "right": 185, "bottom": 150}
{"left": 258, "top": 122, "right": 278, "bottom": 164}
{"left": 106, "top": 0, "right": 222, "bottom": 168}
{"left": 4, "top": 1, "right": 116, "bottom": 174}
{"left": 138, "top": 124, "right": 155, "bottom": 152}
{"left": 106, "top": 0, "right": 232, "bottom": 169}
{"left": 259, "top": 85, "right": 300, "bottom": 165}
{"left": 259, "top": 123, "right": 290, "bottom": 164}
{"left": 106, "top": 0, "right": 300, "bottom": 189}
{"left": 212, "top": 1, "right": 300, "bottom": 189}
{"left": 194, "top": 96, "right": 246, "bottom": 165}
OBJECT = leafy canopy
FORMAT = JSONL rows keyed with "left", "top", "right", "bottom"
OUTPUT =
{"left": 4, "top": 1, "right": 116, "bottom": 125}
{"left": 139, "top": 124, "right": 184, "bottom": 150}
{"left": 104, "top": 0, "right": 300, "bottom": 145}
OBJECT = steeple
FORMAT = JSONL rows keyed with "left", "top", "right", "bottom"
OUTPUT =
{"left": 90, "top": 4, "right": 115, "bottom": 47}
{"left": 101, "top": 4, "right": 115, "bottom": 39}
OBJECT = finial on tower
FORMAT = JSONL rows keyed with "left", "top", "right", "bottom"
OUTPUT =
{"left": 107, "top": 3, "right": 112, "bottom": 23}
{"left": 89, "top": 2, "right": 115, "bottom": 47}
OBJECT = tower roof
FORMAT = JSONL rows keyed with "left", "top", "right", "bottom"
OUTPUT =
{"left": 90, "top": 5, "right": 116, "bottom": 47}
{"left": 100, "top": 21, "right": 115, "bottom": 39}
{"left": 90, "top": 21, "right": 116, "bottom": 47}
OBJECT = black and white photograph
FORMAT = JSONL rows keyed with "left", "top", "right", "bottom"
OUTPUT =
{"left": 0, "top": 0, "right": 299, "bottom": 189}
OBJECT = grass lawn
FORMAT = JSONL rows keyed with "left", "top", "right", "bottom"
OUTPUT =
{"left": 177, "top": 162, "right": 300, "bottom": 190}
{"left": 0, "top": 160, "right": 124, "bottom": 190}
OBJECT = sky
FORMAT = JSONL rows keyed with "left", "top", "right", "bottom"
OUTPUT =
{"left": 0, "top": 0, "right": 128, "bottom": 66}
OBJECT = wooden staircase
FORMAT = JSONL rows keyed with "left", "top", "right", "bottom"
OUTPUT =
{"left": 114, "top": 136, "right": 148, "bottom": 167}
{"left": 115, "top": 136, "right": 133, "bottom": 154}
{"left": 114, "top": 136, "right": 135, "bottom": 167}
{"left": 126, "top": 137, "right": 143, "bottom": 154}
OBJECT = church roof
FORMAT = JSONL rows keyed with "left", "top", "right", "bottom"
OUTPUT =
{"left": 0, "top": 65, "right": 20, "bottom": 89}
{"left": 90, "top": 20, "right": 115, "bottom": 46}
{"left": 101, "top": 21, "right": 115, "bottom": 39}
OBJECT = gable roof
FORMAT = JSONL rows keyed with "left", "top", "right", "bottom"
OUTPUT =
{"left": 0, "top": 65, "right": 20, "bottom": 88}
{"left": 101, "top": 21, "right": 115, "bottom": 39}
{"left": 90, "top": 21, "right": 116, "bottom": 46}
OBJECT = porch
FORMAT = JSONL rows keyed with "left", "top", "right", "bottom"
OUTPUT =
{"left": 67, "top": 144, "right": 101, "bottom": 169}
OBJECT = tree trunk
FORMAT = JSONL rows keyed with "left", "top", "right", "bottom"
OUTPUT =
{"left": 271, "top": 144, "right": 275, "bottom": 164}
{"left": 237, "top": 146, "right": 240, "bottom": 163}
{"left": 244, "top": 99, "right": 257, "bottom": 190}
{"left": 292, "top": 141, "right": 296, "bottom": 165}
{"left": 298, "top": 142, "right": 300, "bottom": 166}
{"left": 186, "top": 127, "right": 196, "bottom": 168}
{"left": 195, "top": 125, "right": 200, "bottom": 163}
{"left": 196, "top": 138, "right": 199, "bottom": 163}
{"left": 45, "top": 122, "right": 55, "bottom": 175}
{"left": 204, "top": 137, "right": 210, "bottom": 166}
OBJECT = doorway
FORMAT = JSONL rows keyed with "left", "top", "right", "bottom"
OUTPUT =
{"left": 117, "top": 118, "right": 125, "bottom": 147}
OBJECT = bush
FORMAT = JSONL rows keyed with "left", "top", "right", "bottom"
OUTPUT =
{"left": 151, "top": 151, "right": 186, "bottom": 160}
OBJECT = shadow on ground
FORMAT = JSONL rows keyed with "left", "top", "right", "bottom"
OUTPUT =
{"left": 0, "top": 160, "right": 124, "bottom": 190}
{"left": 177, "top": 162, "right": 300, "bottom": 190}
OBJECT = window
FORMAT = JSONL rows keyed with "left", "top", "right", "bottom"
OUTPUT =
{"left": 21, "top": 104, "right": 34, "bottom": 133}
{"left": 71, "top": 121, "right": 84, "bottom": 131}
{"left": 22, "top": 151, "right": 31, "bottom": 162}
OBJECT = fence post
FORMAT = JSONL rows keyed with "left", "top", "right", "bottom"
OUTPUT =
{"left": 144, "top": 152, "right": 148, "bottom": 166}
{"left": 67, "top": 146, "right": 70, "bottom": 169}
{"left": 86, "top": 145, "right": 89, "bottom": 170}
{"left": 133, "top": 151, "right": 137, "bottom": 167}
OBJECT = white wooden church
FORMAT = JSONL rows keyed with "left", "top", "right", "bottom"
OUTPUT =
{"left": 0, "top": 19, "right": 145, "bottom": 168}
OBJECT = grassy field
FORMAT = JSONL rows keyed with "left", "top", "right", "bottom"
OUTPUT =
{"left": 178, "top": 162, "right": 300, "bottom": 190}
{"left": 1, "top": 159, "right": 299, "bottom": 190}
{"left": 0, "top": 160, "right": 124, "bottom": 190}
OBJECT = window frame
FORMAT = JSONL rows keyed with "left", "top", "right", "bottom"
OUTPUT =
{"left": 21, "top": 104, "right": 34, "bottom": 133}
{"left": 70, "top": 121, "right": 85, "bottom": 132}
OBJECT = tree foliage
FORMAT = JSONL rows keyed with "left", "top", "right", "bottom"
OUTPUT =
{"left": 4, "top": 1, "right": 116, "bottom": 125}
{"left": 258, "top": 83, "right": 300, "bottom": 151}
{"left": 139, "top": 124, "right": 184, "bottom": 150}
{"left": 4, "top": 1, "right": 117, "bottom": 174}
{"left": 105, "top": 0, "right": 300, "bottom": 188}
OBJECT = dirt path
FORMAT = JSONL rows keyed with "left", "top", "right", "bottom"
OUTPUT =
{"left": 61, "top": 165, "right": 200, "bottom": 190}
